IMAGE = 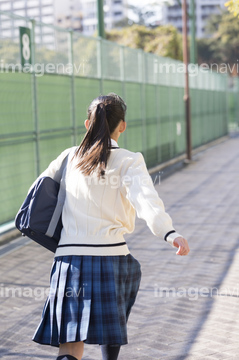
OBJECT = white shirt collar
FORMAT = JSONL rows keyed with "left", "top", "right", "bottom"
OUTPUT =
{"left": 110, "top": 138, "right": 119, "bottom": 147}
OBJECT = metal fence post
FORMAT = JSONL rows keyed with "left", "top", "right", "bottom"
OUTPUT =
{"left": 97, "top": 0, "right": 105, "bottom": 38}
{"left": 155, "top": 57, "right": 162, "bottom": 164}
{"left": 97, "top": 37, "right": 104, "bottom": 94}
{"left": 120, "top": 45, "right": 127, "bottom": 149}
{"left": 168, "top": 64, "right": 174, "bottom": 159}
{"left": 140, "top": 50, "right": 147, "bottom": 161}
{"left": 225, "top": 75, "right": 229, "bottom": 134}
{"left": 69, "top": 29, "right": 77, "bottom": 145}
{"left": 30, "top": 19, "right": 40, "bottom": 176}
{"left": 236, "top": 78, "right": 239, "bottom": 129}
{"left": 182, "top": 0, "right": 192, "bottom": 161}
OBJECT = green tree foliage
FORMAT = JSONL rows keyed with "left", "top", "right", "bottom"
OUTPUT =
{"left": 0, "top": 40, "right": 19, "bottom": 65}
{"left": 197, "top": 10, "right": 239, "bottom": 76}
{"left": 106, "top": 24, "right": 183, "bottom": 61}
{"left": 225, "top": 0, "right": 239, "bottom": 17}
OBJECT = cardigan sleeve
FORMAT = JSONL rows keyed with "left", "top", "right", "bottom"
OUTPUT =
{"left": 121, "top": 152, "right": 183, "bottom": 247}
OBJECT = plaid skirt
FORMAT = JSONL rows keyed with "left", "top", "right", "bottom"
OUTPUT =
{"left": 32, "top": 254, "right": 141, "bottom": 347}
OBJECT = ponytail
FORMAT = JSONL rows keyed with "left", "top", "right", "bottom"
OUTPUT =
{"left": 74, "top": 103, "right": 111, "bottom": 178}
{"left": 74, "top": 93, "right": 127, "bottom": 178}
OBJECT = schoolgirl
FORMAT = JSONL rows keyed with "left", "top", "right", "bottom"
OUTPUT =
{"left": 32, "top": 93, "right": 190, "bottom": 360}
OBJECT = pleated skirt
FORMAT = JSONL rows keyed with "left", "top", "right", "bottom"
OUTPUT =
{"left": 32, "top": 254, "right": 141, "bottom": 347}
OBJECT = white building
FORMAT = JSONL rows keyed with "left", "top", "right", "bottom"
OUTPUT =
{"left": 72, "top": 0, "right": 128, "bottom": 36}
{"left": 54, "top": 0, "right": 82, "bottom": 32}
{"left": 1, "top": 0, "right": 125, "bottom": 45}
{"left": 0, "top": 0, "right": 55, "bottom": 44}
{"left": 162, "top": 0, "right": 227, "bottom": 38}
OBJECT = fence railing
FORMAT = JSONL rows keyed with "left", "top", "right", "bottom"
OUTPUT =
{"left": 0, "top": 10, "right": 238, "bottom": 227}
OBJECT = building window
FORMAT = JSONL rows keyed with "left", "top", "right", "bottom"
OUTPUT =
{"left": 2, "top": 30, "right": 12, "bottom": 37}
{"left": 41, "top": 6, "right": 53, "bottom": 15}
{"left": 42, "top": 16, "right": 54, "bottom": 24}
{"left": 28, "top": 0, "right": 40, "bottom": 8}
{"left": 14, "top": 29, "right": 21, "bottom": 36}
{"left": 114, "top": 11, "right": 122, "bottom": 16}
{"left": 35, "top": 27, "right": 41, "bottom": 34}
{"left": 43, "top": 35, "right": 54, "bottom": 42}
{"left": 86, "top": 12, "right": 96, "bottom": 19}
{"left": 14, "top": 9, "right": 25, "bottom": 16}
{"left": 13, "top": 1, "right": 26, "bottom": 9}
{"left": 42, "top": 0, "right": 52, "bottom": 4}
{"left": 1, "top": 21, "right": 12, "bottom": 29}
{"left": 15, "top": 19, "right": 26, "bottom": 26}
{"left": 27, "top": 7, "right": 41, "bottom": 16}
{"left": 42, "top": 26, "right": 53, "bottom": 34}
{"left": 201, "top": 5, "right": 216, "bottom": 11}
{"left": 0, "top": 2, "right": 11, "bottom": 11}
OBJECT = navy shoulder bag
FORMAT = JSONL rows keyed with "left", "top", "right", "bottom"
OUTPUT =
{"left": 15, "top": 153, "right": 69, "bottom": 253}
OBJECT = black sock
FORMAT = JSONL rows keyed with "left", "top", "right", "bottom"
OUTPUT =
{"left": 56, "top": 355, "right": 78, "bottom": 360}
{"left": 100, "top": 344, "right": 121, "bottom": 360}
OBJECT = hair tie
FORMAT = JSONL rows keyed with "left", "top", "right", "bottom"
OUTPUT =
{"left": 97, "top": 103, "right": 105, "bottom": 110}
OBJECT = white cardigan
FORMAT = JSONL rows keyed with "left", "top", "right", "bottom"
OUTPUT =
{"left": 38, "top": 139, "right": 182, "bottom": 257}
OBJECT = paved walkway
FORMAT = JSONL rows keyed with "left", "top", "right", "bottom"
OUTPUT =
{"left": 1, "top": 135, "right": 239, "bottom": 360}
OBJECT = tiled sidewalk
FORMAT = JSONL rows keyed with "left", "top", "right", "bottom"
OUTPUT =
{"left": 1, "top": 135, "right": 239, "bottom": 360}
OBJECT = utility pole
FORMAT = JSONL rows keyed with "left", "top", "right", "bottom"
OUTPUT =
{"left": 97, "top": 0, "right": 105, "bottom": 38}
{"left": 176, "top": 0, "right": 197, "bottom": 63}
{"left": 190, "top": 0, "right": 197, "bottom": 64}
{"left": 182, "top": 0, "right": 192, "bottom": 161}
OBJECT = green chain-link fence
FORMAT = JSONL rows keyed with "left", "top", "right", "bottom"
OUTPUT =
{"left": 0, "top": 10, "right": 236, "bottom": 227}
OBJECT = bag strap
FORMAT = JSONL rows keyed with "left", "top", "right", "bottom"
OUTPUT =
{"left": 53, "top": 152, "right": 70, "bottom": 183}
{"left": 45, "top": 149, "right": 73, "bottom": 239}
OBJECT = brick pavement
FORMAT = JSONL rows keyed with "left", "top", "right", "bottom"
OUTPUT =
{"left": 0, "top": 135, "right": 239, "bottom": 360}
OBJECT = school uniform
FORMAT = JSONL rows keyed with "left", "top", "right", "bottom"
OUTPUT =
{"left": 32, "top": 139, "right": 182, "bottom": 347}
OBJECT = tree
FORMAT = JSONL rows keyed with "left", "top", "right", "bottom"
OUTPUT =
{"left": 225, "top": 0, "right": 239, "bottom": 17}
{"left": 106, "top": 24, "right": 183, "bottom": 61}
{"left": 113, "top": 17, "right": 136, "bottom": 28}
{"left": 125, "top": 1, "right": 174, "bottom": 28}
{"left": 197, "top": 10, "right": 239, "bottom": 76}
{"left": 196, "top": 38, "right": 214, "bottom": 65}
{"left": 204, "top": 12, "right": 222, "bottom": 34}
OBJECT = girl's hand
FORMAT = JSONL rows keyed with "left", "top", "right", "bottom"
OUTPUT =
{"left": 173, "top": 237, "right": 190, "bottom": 256}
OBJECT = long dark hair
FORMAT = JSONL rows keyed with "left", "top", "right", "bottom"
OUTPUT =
{"left": 74, "top": 93, "right": 127, "bottom": 178}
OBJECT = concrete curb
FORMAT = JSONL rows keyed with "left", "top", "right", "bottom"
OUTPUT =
{"left": 0, "top": 134, "right": 230, "bottom": 246}
{"left": 0, "top": 229, "right": 22, "bottom": 246}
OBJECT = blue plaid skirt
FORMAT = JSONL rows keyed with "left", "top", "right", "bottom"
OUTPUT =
{"left": 32, "top": 254, "right": 141, "bottom": 347}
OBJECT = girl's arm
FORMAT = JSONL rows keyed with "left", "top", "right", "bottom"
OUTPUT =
{"left": 121, "top": 152, "right": 189, "bottom": 255}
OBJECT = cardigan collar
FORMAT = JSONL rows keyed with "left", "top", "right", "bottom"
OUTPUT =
{"left": 110, "top": 138, "right": 119, "bottom": 148}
